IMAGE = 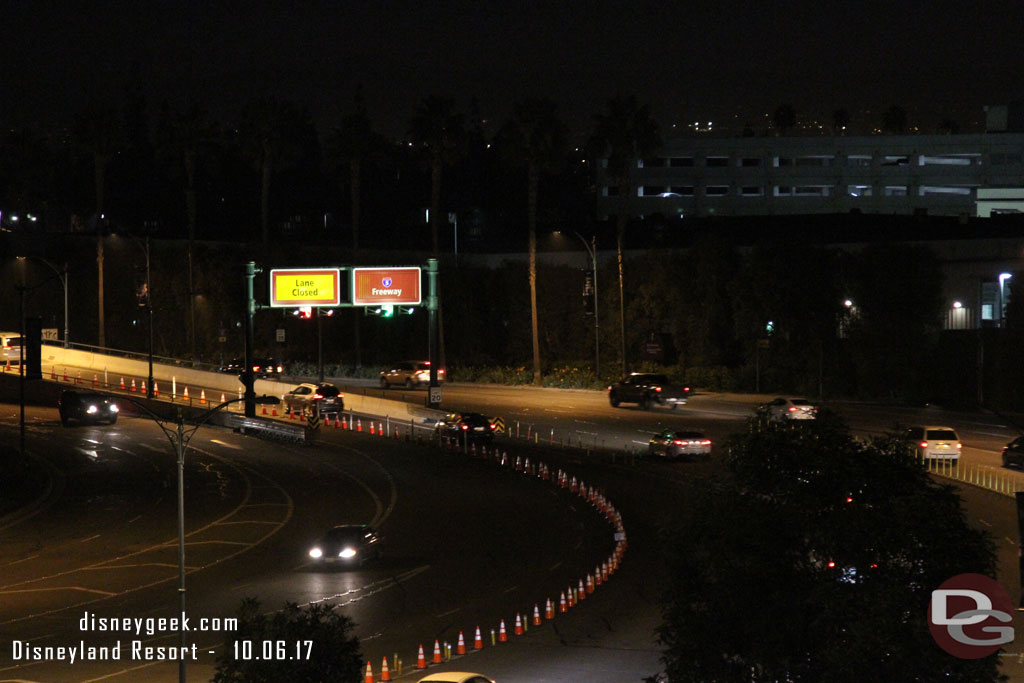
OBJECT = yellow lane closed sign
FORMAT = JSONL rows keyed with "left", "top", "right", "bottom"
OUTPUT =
{"left": 269, "top": 269, "right": 342, "bottom": 307}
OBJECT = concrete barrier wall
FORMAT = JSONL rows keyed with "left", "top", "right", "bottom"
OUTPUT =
{"left": 37, "top": 347, "right": 444, "bottom": 424}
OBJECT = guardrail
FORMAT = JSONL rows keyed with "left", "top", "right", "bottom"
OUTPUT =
{"left": 921, "top": 455, "right": 1024, "bottom": 498}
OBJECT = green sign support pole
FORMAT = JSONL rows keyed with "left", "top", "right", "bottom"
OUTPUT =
{"left": 427, "top": 259, "right": 440, "bottom": 408}
{"left": 244, "top": 262, "right": 261, "bottom": 417}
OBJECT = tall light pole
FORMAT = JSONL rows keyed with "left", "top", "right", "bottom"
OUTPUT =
{"left": 572, "top": 232, "right": 601, "bottom": 381}
{"left": 20, "top": 256, "right": 69, "bottom": 348}
{"left": 123, "top": 234, "right": 154, "bottom": 399}
{"left": 120, "top": 394, "right": 279, "bottom": 683}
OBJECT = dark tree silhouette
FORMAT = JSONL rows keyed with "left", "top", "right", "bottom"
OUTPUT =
{"left": 773, "top": 103, "right": 797, "bottom": 135}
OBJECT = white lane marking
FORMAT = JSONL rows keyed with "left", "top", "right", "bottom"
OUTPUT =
{"left": 210, "top": 439, "right": 242, "bottom": 450}
{"left": 3, "top": 555, "right": 39, "bottom": 567}
{"left": 138, "top": 444, "right": 163, "bottom": 453}
{"left": 978, "top": 518, "right": 993, "bottom": 527}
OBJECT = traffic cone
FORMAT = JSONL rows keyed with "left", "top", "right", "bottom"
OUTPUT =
{"left": 578, "top": 578, "right": 586, "bottom": 600}
{"left": 288, "top": 408, "right": 295, "bottom": 420}
{"left": 595, "top": 566, "right": 603, "bottom": 586}
{"left": 432, "top": 639, "right": 442, "bottom": 664}
{"left": 498, "top": 619, "right": 508, "bottom": 642}
{"left": 92, "top": 374, "right": 98, "bottom": 387}
{"left": 63, "top": 368, "right": 69, "bottom": 381}
{"left": 586, "top": 573, "right": 595, "bottom": 594}
{"left": 199, "top": 389, "right": 206, "bottom": 404}
{"left": 220, "top": 392, "right": 226, "bottom": 404}
{"left": 380, "top": 656, "right": 391, "bottom": 681}
{"left": 342, "top": 415, "right": 349, "bottom": 429}
{"left": 183, "top": 386, "right": 189, "bottom": 401}
{"left": 51, "top": 367, "right": 56, "bottom": 380}
{"left": 364, "top": 660, "right": 374, "bottom": 683}
{"left": 545, "top": 597, "right": 555, "bottom": 620}
{"left": 357, "top": 418, "right": 362, "bottom": 432}
{"left": 131, "top": 378, "right": 137, "bottom": 392}
{"left": 262, "top": 404, "right": 268, "bottom": 415}
{"left": 153, "top": 382, "right": 159, "bottom": 397}
{"left": 457, "top": 631, "right": 466, "bottom": 655}
{"left": 335, "top": 416, "right": 341, "bottom": 428}
{"left": 370, "top": 421, "right": 375, "bottom": 435}
{"left": 379, "top": 421, "right": 385, "bottom": 437}
{"left": 140, "top": 380, "right": 146, "bottom": 394}
{"left": 298, "top": 411, "right": 305, "bottom": 422}
{"left": 559, "top": 592, "right": 568, "bottom": 613}
{"left": 474, "top": 626, "right": 484, "bottom": 650}
{"left": 567, "top": 585, "right": 575, "bottom": 607}
{"left": 533, "top": 603, "right": 542, "bottom": 626}
{"left": 514, "top": 613, "right": 523, "bottom": 635}
{"left": 416, "top": 644, "right": 427, "bottom": 669}
{"left": 394, "top": 428, "right": 400, "bottom": 439}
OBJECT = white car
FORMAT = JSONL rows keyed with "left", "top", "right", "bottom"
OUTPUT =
{"left": 417, "top": 673, "right": 496, "bottom": 683}
{"left": 905, "top": 426, "right": 961, "bottom": 461}
{"left": 765, "top": 397, "right": 817, "bottom": 420}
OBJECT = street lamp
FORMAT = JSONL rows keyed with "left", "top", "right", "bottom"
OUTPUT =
{"left": 119, "top": 394, "right": 279, "bottom": 683}
{"left": 571, "top": 232, "right": 601, "bottom": 381}
{"left": 121, "top": 234, "right": 154, "bottom": 399}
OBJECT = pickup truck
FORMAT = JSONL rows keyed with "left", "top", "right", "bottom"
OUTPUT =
{"left": 608, "top": 372, "right": 690, "bottom": 410}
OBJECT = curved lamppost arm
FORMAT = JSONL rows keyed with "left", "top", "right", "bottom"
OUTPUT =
{"left": 116, "top": 394, "right": 279, "bottom": 683}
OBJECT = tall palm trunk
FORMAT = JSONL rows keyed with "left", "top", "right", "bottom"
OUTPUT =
{"left": 616, "top": 188, "right": 628, "bottom": 376}
{"left": 95, "top": 155, "right": 106, "bottom": 348}
{"left": 350, "top": 155, "right": 362, "bottom": 368}
{"left": 528, "top": 163, "right": 542, "bottom": 385}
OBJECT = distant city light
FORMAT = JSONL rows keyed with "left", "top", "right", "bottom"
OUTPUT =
{"left": 953, "top": 301, "right": 963, "bottom": 309}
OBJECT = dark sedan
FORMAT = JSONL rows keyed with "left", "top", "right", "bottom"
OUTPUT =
{"left": 307, "top": 525, "right": 382, "bottom": 566}
{"left": 436, "top": 412, "right": 496, "bottom": 443}
{"left": 59, "top": 390, "right": 119, "bottom": 426}
{"left": 1002, "top": 437, "right": 1024, "bottom": 468}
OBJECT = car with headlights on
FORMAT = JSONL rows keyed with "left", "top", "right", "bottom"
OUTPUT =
{"left": 416, "top": 673, "right": 496, "bottom": 683}
{"left": 435, "top": 412, "right": 496, "bottom": 443}
{"left": 307, "top": 525, "right": 381, "bottom": 566}
{"left": 648, "top": 430, "right": 712, "bottom": 459}
{"left": 59, "top": 390, "right": 119, "bottom": 426}
{"left": 380, "top": 360, "right": 445, "bottom": 388}
{"left": 904, "top": 425, "right": 961, "bottom": 462}
{"left": 608, "top": 372, "right": 689, "bottom": 409}
{"left": 284, "top": 383, "right": 344, "bottom": 417}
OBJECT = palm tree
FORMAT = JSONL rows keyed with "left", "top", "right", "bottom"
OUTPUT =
{"left": 832, "top": 108, "right": 850, "bottom": 135}
{"left": 73, "top": 102, "right": 124, "bottom": 348}
{"left": 156, "top": 100, "right": 218, "bottom": 361}
{"left": 773, "top": 104, "right": 797, "bottom": 136}
{"left": 882, "top": 105, "right": 908, "bottom": 134}
{"left": 497, "top": 98, "right": 568, "bottom": 385}
{"left": 238, "top": 98, "right": 306, "bottom": 248}
{"left": 329, "top": 85, "right": 385, "bottom": 368}
{"left": 590, "top": 95, "right": 661, "bottom": 376}
{"left": 408, "top": 95, "right": 465, "bottom": 256}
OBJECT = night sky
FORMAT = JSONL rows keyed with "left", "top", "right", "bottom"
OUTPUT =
{"left": 4, "top": 1, "right": 1023, "bottom": 139}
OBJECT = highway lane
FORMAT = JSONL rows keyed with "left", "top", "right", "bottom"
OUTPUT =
{"left": 0, "top": 405, "right": 622, "bottom": 682}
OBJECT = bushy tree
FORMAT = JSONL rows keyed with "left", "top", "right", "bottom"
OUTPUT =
{"left": 214, "top": 598, "right": 363, "bottom": 683}
{"left": 656, "top": 412, "right": 999, "bottom": 682}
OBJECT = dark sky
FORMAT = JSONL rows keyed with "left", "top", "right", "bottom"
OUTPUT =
{"left": 4, "top": 1, "right": 1023, "bottom": 140}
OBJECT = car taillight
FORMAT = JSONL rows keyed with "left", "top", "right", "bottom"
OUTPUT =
{"left": 314, "top": 393, "right": 323, "bottom": 400}
{"left": 673, "top": 439, "right": 685, "bottom": 445}
{"left": 654, "top": 386, "right": 662, "bottom": 392}
{"left": 439, "top": 369, "right": 445, "bottom": 376}
{"left": 700, "top": 440, "right": 711, "bottom": 445}
{"left": 276, "top": 366, "right": 283, "bottom": 373}
{"left": 461, "top": 424, "right": 468, "bottom": 430}
{"left": 788, "top": 406, "right": 797, "bottom": 412}
{"left": 919, "top": 441, "right": 929, "bottom": 448}
{"left": 489, "top": 423, "right": 496, "bottom": 429}
{"left": 956, "top": 442, "right": 962, "bottom": 449}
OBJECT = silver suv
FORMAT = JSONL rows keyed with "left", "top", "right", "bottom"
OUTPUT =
{"left": 380, "top": 360, "right": 444, "bottom": 389}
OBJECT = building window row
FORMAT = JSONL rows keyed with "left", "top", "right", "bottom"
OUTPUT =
{"left": 629, "top": 184, "right": 976, "bottom": 199}
{"left": 636, "top": 151, "right": 1014, "bottom": 169}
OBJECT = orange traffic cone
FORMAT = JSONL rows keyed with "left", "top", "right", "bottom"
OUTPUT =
{"left": 380, "top": 656, "right": 391, "bottom": 681}
{"left": 457, "top": 631, "right": 466, "bottom": 655}
{"left": 370, "top": 421, "right": 375, "bottom": 435}
{"left": 200, "top": 389, "right": 206, "bottom": 404}
{"left": 92, "top": 374, "right": 98, "bottom": 387}
{"left": 334, "top": 416, "right": 341, "bottom": 428}
{"left": 63, "top": 368, "right": 69, "bottom": 381}
{"left": 131, "top": 378, "right": 137, "bottom": 392}
{"left": 153, "top": 382, "right": 159, "bottom": 397}
{"left": 183, "top": 386, "right": 189, "bottom": 401}
{"left": 432, "top": 639, "right": 442, "bottom": 664}
{"left": 578, "top": 578, "right": 586, "bottom": 600}
{"left": 140, "top": 380, "right": 146, "bottom": 394}
{"left": 586, "top": 573, "right": 595, "bottom": 594}
{"left": 119, "top": 377, "right": 125, "bottom": 389}
{"left": 474, "top": 626, "right": 484, "bottom": 650}
{"left": 559, "top": 592, "right": 568, "bottom": 613}
{"left": 567, "top": 585, "right": 575, "bottom": 607}
{"left": 262, "top": 404, "right": 268, "bottom": 415}
{"left": 220, "top": 392, "right": 226, "bottom": 404}
{"left": 595, "top": 566, "right": 603, "bottom": 586}
{"left": 498, "top": 619, "right": 508, "bottom": 642}
{"left": 514, "top": 613, "right": 523, "bottom": 635}
{"left": 342, "top": 415, "right": 349, "bottom": 429}
{"left": 364, "top": 660, "right": 374, "bottom": 683}
{"left": 51, "top": 367, "right": 56, "bottom": 380}
{"left": 298, "top": 411, "right": 305, "bottom": 422}
{"left": 379, "top": 422, "right": 384, "bottom": 437}
{"left": 533, "top": 603, "right": 542, "bottom": 626}
{"left": 416, "top": 644, "right": 427, "bottom": 669}
{"left": 357, "top": 418, "right": 362, "bottom": 432}
{"left": 288, "top": 409, "right": 295, "bottom": 420}
{"left": 545, "top": 597, "right": 555, "bottom": 620}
